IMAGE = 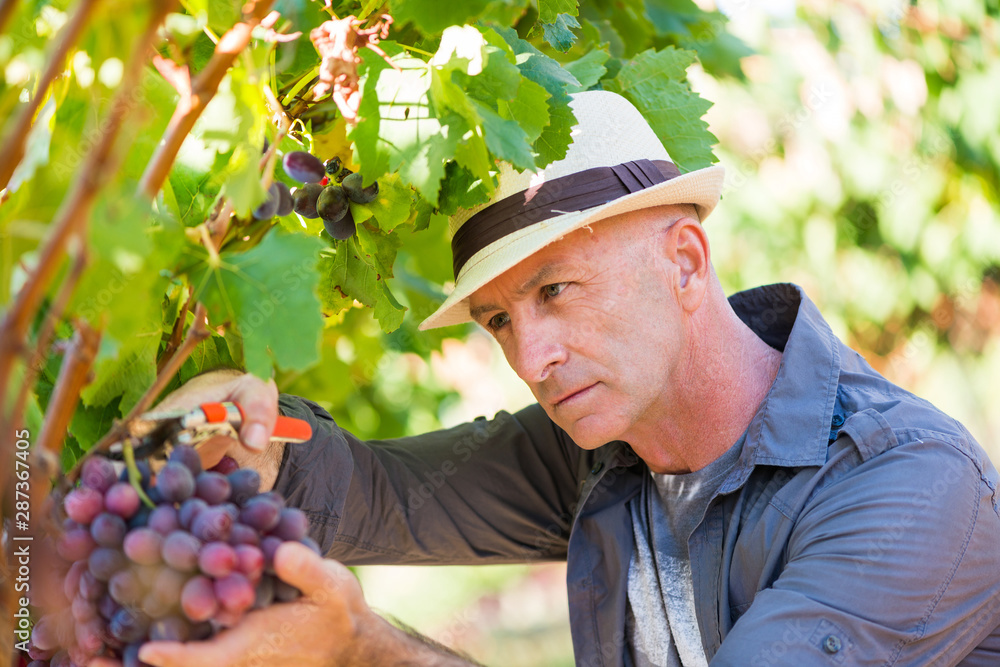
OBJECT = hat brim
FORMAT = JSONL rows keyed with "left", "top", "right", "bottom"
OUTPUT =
{"left": 417, "top": 165, "right": 726, "bottom": 331}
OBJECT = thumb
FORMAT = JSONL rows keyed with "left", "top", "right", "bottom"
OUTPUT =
{"left": 274, "top": 541, "right": 355, "bottom": 601}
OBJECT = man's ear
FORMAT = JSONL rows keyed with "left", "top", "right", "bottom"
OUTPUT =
{"left": 665, "top": 216, "right": 710, "bottom": 313}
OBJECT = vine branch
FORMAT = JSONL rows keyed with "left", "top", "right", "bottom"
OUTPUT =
{"left": 0, "top": 0, "right": 100, "bottom": 192}
{"left": 138, "top": 0, "right": 276, "bottom": 199}
{"left": 78, "top": 302, "right": 211, "bottom": 472}
{"left": 0, "top": 0, "right": 175, "bottom": 428}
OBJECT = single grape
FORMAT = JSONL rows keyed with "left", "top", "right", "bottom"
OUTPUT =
{"left": 191, "top": 620, "right": 213, "bottom": 640}
{"left": 324, "top": 208, "right": 356, "bottom": 240}
{"left": 88, "top": 546, "right": 127, "bottom": 582}
{"left": 219, "top": 502, "right": 240, "bottom": 522}
{"left": 72, "top": 594, "right": 98, "bottom": 622}
{"left": 80, "top": 566, "right": 107, "bottom": 601}
{"left": 274, "top": 579, "right": 302, "bottom": 602}
{"left": 271, "top": 507, "right": 310, "bottom": 542}
{"left": 239, "top": 495, "right": 281, "bottom": 532}
{"left": 228, "top": 522, "right": 260, "bottom": 546}
{"left": 30, "top": 614, "right": 59, "bottom": 651}
{"left": 109, "top": 607, "right": 150, "bottom": 643}
{"left": 341, "top": 172, "right": 379, "bottom": 204}
{"left": 191, "top": 506, "right": 233, "bottom": 542}
{"left": 64, "top": 560, "right": 88, "bottom": 601}
{"left": 227, "top": 469, "right": 260, "bottom": 506}
{"left": 198, "top": 541, "right": 237, "bottom": 578}
{"left": 179, "top": 497, "right": 208, "bottom": 529}
{"left": 156, "top": 461, "right": 196, "bottom": 503}
{"left": 195, "top": 471, "right": 231, "bottom": 505}
{"left": 91, "top": 512, "right": 127, "bottom": 548}
{"left": 260, "top": 535, "right": 283, "bottom": 573}
{"left": 64, "top": 486, "right": 104, "bottom": 524}
{"left": 215, "top": 572, "right": 255, "bottom": 614}
{"left": 162, "top": 530, "right": 201, "bottom": 572}
{"left": 324, "top": 157, "right": 342, "bottom": 175}
{"left": 49, "top": 650, "right": 72, "bottom": 667}
{"left": 252, "top": 187, "right": 280, "bottom": 220}
{"left": 127, "top": 504, "right": 153, "bottom": 530}
{"left": 274, "top": 181, "right": 294, "bottom": 216}
{"left": 80, "top": 456, "right": 118, "bottom": 493}
{"left": 210, "top": 455, "right": 240, "bottom": 475}
{"left": 150, "top": 566, "right": 187, "bottom": 609}
{"left": 253, "top": 575, "right": 275, "bottom": 609}
{"left": 317, "top": 184, "right": 349, "bottom": 223}
{"left": 123, "top": 527, "right": 164, "bottom": 565}
{"left": 169, "top": 444, "right": 203, "bottom": 475}
{"left": 105, "top": 482, "right": 141, "bottom": 519}
{"left": 148, "top": 505, "right": 180, "bottom": 535}
{"left": 98, "top": 593, "right": 121, "bottom": 620}
{"left": 150, "top": 615, "right": 191, "bottom": 642}
{"left": 292, "top": 183, "right": 323, "bottom": 219}
{"left": 121, "top": 643, "right": 149, "bottom": 667}
{"left": 135, "top": 562, "right": 161, "bottom": 587}
{"left": 283, "top": 151, "right": 326, "bottom": 183}
{"left": 27, "top": 660, "right": 49, "bottom": 667}
{"left": 181, "top": 575, "right": 219, "bottom": 622}
{"left": 108, "top": 568, "right": 144, "bottom": 606}
{"left": 58, "top": 526, "right": 97, "bottom": 561}
{"left": 74, "top": 615, "right": 106, "bottom": 654}
{"left": 235, "top": 544, "right": 265, "bottom": 582}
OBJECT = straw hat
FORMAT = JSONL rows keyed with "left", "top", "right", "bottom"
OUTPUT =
{"left": 417, "top": 90, "right": 725, "bottom": 331}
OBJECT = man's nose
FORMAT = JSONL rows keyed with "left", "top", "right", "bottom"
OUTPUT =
{"left": 508, "top": 317, "right": 567, "bottom": 384}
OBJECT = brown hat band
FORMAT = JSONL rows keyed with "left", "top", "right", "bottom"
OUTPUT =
{"left": 451, "top": 159, "right": 681, "bottom": 279}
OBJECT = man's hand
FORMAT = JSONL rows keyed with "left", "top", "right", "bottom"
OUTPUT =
{"left": 152, "top": 369, "right": 285, "bottom": 491}
{"left": 124, "top": 542, "right": 477, "bottom": 667}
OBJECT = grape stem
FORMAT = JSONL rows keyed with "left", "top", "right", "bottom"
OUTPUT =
{"left": 123, "top": 437, "right": 156, "bottom": 508}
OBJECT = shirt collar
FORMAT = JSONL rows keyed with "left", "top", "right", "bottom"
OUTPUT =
{"left": 719, "top": 283, "right": 842, "bottom": 492}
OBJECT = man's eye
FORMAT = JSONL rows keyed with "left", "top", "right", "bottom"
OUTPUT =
{"left": 544, "top": 283, "right": 567, "bottom": 297}
{"left": 487, "top": 312, "right": 510, "bottom": 331}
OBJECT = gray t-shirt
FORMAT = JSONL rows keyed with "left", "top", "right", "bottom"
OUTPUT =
{"left": 625, "top": 433, "right": 746, "bottom": 667}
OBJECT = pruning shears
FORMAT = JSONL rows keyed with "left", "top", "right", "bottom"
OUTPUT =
{"left": 106, "top": 402, "right": 313, "bottom": 462}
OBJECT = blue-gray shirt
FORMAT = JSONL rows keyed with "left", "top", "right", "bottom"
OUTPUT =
{"left": 275, "top": 283, "right": 1000, "bottom": 666}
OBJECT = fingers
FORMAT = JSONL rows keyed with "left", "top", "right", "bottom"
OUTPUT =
{"left": 231, "top": 374, "right": 279, "bottom": 453}
{"left": 273, "top": 541, "right": 354, "bottom": 601}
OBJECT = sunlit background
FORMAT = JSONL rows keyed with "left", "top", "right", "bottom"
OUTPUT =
{"left": 274, "top": 0, "right": 1000, "bottom": 664}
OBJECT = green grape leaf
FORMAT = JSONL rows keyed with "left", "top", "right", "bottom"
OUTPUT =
{"left": 81, "top": 334, "right": 160, "bottom": 411}
{"left": 607, "top": 47, "right": 717, "bottom": 171}
{"left": 539, "top": 0, "right": 580, "bottom": 24}
{"left": 498, "top": 78, "right": 551, "bottom": 144}
{"left": 320, "top": 239, "right": 407, "bottom": 332}
{"left": 222, "top": 145, "right": 268, "bottom": 219}
{"left": 351, "top": 50, "right": 458, "bottom": 204}
{"left": 69, "top": 397, "right": 122, "bottom": 451}
{"left": 190, "top": 230, "right": 324, "bottom": 378}
{"left": 542, "top": 14, "right": 581, "bottom": 53}
{"left": 565, "top": 49, "right": 610, "bottom": 92}
{"left": 356, "top": 223, "right": 402, "bottom": 278}
{"left": 178, "top": 334, "right": 240, "bottom": 383}
{"left": 350, "top": 173, "right": 415, "bottom": 233}
{"left": 390, "top": 0, "right": 492, "bottom": 35}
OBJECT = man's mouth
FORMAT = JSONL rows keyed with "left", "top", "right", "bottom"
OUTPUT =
{"left": 552, "top": 383, "right": 597, "bottom": 406}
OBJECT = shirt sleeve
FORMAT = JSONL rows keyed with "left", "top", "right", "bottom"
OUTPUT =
{"left": 273, "top": 393, "right": 588, "bottom": 566}
{"left": 711, "top": 432, "right": 1000, "bottom": 666}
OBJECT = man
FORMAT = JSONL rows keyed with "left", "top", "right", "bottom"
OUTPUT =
{"left": 136, "top": 91, "right": 1000, "bottom": 667}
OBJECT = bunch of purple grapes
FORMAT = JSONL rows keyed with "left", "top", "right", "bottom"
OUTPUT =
{"left": 282, "top": 151, "right": 379, "bottom": 241}
{"left": 25, "top": 449, "right": 317, "bottom": 667}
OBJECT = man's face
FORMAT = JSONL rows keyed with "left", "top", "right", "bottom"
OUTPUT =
{"left": 468, "top": 208, "right": 689, "bottom": 449}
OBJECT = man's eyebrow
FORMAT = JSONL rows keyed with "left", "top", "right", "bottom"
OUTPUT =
{"left": 469, "top": 263, "right": 566, "bottom": 322}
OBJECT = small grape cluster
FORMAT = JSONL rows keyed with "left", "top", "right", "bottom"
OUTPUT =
{"left": 24, "top": 450, "right": 317, "bottom": 667}
{"left": 282, "top": 151, "right": 379, "bottom": 241}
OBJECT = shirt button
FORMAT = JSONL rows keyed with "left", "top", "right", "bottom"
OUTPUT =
{"left": 590, "top": 461, "right": 604, "bottom": 475}
{"left": 822, "top": 634, "right": 842, "bottom": 654}
{"left": 831, "top": 414, "right": 845, "bottom": 427}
